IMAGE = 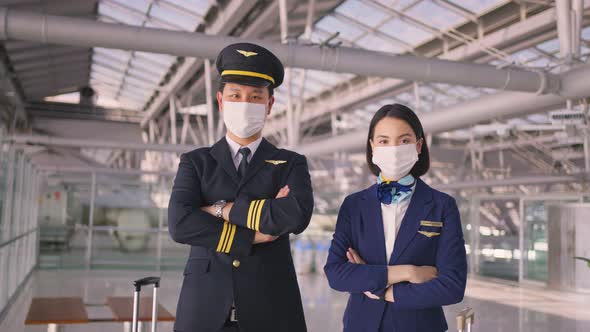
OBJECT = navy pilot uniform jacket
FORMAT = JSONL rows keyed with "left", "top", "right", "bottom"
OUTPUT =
{"left": 168, "top": 137, "right": 314, "bottom": 332}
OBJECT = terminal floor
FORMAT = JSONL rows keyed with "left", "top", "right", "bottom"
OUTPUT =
{"left": 1, "top": 270, "right": 589, "bottom": 332}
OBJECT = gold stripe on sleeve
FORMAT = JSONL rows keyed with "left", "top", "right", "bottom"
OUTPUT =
{"left": 254, "top": 199, "right": 266, "bottom": 231}
{"left": 216, "top": 221, "right": 229, "bottom": 252}
{"left": 247, "top": 200, "right": 257, "bottom": 229}
{"left": 224, "top": 224, "right": 237, "bottom": 253}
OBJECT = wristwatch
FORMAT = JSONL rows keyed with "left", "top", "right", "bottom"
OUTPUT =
{"left": 213, "top": 200, "right": 227, "bottom": 219}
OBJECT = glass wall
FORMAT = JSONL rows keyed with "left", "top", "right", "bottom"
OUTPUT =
{"left": 38, "top": 174, "right": 185, "bottom": 270}
{"left": 458, "top": 194, "right": 587, "bottom": 283}
{"left": 521, "top": 196, "right": 583, "bottom": 283}
{"left": 0, "top": 143, "right": 41, "bottom": 317}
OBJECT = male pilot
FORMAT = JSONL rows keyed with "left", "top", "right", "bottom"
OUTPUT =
{"left": 168, "top": 42, "right": 314, "bottom": 332}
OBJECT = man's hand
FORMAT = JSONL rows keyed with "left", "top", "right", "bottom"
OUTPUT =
{"left": 276, "top": 185, "right": 290, "bottom": 198}
{"left": 200, "top": 205, "right": 216, "bottom": 216}
{"left": 200, "top": 185, "right": 289, "bottom": 221}
{"left": 253, "top": 232, "right": 278, "bottom": 244}
{"left": 251, "top": 186, "right": 289, "bottom": 244}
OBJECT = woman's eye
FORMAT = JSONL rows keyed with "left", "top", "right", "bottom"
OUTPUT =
{"left": 379, "top": 140, "right": 388, "bottom": 144}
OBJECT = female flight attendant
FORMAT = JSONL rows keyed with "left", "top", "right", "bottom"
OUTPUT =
{"left": 324, "top": 104, "right": 467, "bottom": 332}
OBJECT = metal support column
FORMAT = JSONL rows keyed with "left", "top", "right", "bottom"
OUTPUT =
{"left": 204, "top": 59, "right": 215, "bottom": 145}
{"left": 85, "top": 172, "right": 96, "bottom": 269}
{"left": 279, "top": 0, "right": 295, "bottom": 148}
{"left": 169, "top": 97, "right": 177, "bottom": 145}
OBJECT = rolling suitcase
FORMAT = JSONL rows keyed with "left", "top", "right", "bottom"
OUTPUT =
{"left": 131, "top": 276, "right": 161, "bottom": 332}
{"left": 456, "top": 307, "right": 475, "bottom": 332}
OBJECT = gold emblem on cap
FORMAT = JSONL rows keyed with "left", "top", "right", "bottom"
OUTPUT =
{"left": 237, "top": 50, "right": 258, "bottom": 57}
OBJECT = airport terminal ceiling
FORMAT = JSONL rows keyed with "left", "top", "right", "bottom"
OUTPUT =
{"left": 0, "top": 0, "right": 588, "bottom": 222}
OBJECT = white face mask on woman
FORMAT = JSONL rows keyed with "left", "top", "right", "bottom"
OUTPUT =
{"left": 222, "top": 101, "right": 267, "bottom": 138}
{"left": 372, "top": 143, "right": 419, "bottom": 181}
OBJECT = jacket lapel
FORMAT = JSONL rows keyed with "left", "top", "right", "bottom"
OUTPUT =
{"left": 238, "top": 138, "right": 279, "bottom": 189}
{"left": 389, "top": 178, "right": 434, "bottom": 265}
{"left": 209, "top": 137, "right": 240, "bottom": 186}
{"left": 361, "top": 184, "right": 388, "bottom": 265}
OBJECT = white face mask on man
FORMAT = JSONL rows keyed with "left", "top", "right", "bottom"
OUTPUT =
{"left": 372, "top": 143, "right": 419, "bottom": 181}
{"left": 222, "top": 101, "right": 267, "bottom": 138}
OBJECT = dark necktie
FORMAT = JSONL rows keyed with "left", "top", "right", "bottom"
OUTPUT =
{"left": 237, "top": 147, "right": 251, "bottom": 179}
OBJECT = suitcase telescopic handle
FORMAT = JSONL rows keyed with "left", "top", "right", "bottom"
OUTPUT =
{"left": 133, "top": 276, "right": 160, "bottom": 291}
{"left": 132, "top": 276, "right": 161, "bottom": 332}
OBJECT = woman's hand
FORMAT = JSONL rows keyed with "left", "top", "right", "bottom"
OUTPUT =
{"left": 347, "top": 248, "right": 381, "bottom": 300}
{"left": 408, "top": 265, "right": 438, "bottom": 284}
{"left": 347, "top": 248, "right": 366, "bottom": 264}
{"left": 384, "top": 286, "right": 394, "bottom": 302}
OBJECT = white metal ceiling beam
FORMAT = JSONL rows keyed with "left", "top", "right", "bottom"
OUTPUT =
{"left": 264, "top": 6, "right": 572, "bottom": 136}
{"left": 295, "top": 63, "right": 590, "bottom": 156}
{"left": 10, "top": 134, "right": 195, "bottom": 152}
{"left": 434, "top": 173, "right": 588, "bottom": 190}
{"left": 0, "top": 8, "right": 562, "bottom": 96}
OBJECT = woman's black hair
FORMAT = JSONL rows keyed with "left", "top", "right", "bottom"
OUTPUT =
{"left": 366, "top": 103, "right": 430, "bottom": 178}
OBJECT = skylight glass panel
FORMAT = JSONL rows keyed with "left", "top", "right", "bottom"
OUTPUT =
{"left": 93, "top": 64, "right": 126, "bottom": 80}
{"left": 374, "top": 0, "right": 418, "bottom": 11}
{"left": 150, "top": 4, "right": 195, "bottom": 31}
{"left": 309, "top": 30, "right": 332, "bottom": 44}
{"left": 126, "top": 68, "right": 161, "bottom": 84}
{"left": 315, "top": 16, "right": 365, "bottom": 41}
{"left": 93, "top": 54, "right": 128, "bottom": 71}
{"left": 449, "top": 0, "right": 507, "bottom": 14}
{"left": 335, "top": 0, "right": 390, "bottom": 29}
{"left": 124, "top": 75, "right": 160, "bottom": 89}
{"left": 91, "top": 72, "right": 120, "bottom": 86}
{"left": 120, "top": 86, "right": 152, "bottom": 98}
{"left": 510, "top": 49, "right": 537, "bottom": 63}
{"left": 94, "top": 48, "right": 132, "bottom": 62}
{"left": 379, "top": 18, "right": 433, "bottom": 45}
{"left": 99, "top": 3, "right": 144, "bottom": 26}
{"left": 537, "top": 38, "right": 559, "bottom": 53}
{"left": 355, "top": 34, "right": 403, "bottom": 53}
{"left": 135, "top": 51, "right": 175, "bottom": 67}
{"left": 119, "top": 91, "right": 147, "bottom": 102}
{"left": 405, "top": 0, "right": 465, "bottom": 31}
{"left": 165, "top": 0, "right": 211, "bottom": 16}
{"left": 114, "top": 0, "right": 150, "bottom": 12}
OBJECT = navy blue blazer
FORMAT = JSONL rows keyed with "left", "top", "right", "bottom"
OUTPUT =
{"left": 324, "top": 178, "right": 467, "bottom": 332}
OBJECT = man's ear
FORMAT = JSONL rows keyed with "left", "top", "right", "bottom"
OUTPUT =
{"left": 267, "top": 96, "right": 275, "bottom": 116}
{"left": 216, "top": 91, "right": 223, "bottom": 112}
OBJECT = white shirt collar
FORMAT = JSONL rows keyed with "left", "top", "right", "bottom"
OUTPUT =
{"left": 225, "top": 134, "right": 263, "bottom": 161}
